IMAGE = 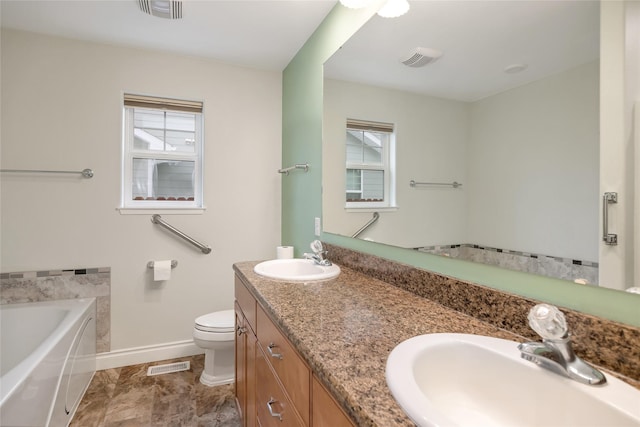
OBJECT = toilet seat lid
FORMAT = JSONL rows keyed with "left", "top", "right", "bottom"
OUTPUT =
{"left": 195, "top": 309, "right": 235, "bottom": 333}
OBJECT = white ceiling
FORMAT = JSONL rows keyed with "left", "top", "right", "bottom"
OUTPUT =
{"left": 324, "top": 1, "right": 600, "bottom": 102}
{"left": 0, "top": 0, "right": 338, "bottom": 71}
{"left": 1, "top": 1, "right": 601, "bottom": 100}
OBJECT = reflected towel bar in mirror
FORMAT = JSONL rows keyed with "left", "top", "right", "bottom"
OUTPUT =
{"left": 352, "top": 212, "right": 380, "bottom": 238}
{"left": 410, "top": 180, "right": 462, "bottom": 188}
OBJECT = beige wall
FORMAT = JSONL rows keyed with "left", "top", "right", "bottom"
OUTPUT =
{"left": 323, "top": 78, "right": 468, "bottom": 247}
{"left": 1, "top": 29, "right": 282, "bottom": 356}
{"left": 468, "top": 61, "right": 599, "bottom": 261}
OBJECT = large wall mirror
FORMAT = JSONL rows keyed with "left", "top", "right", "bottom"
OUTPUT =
{"left": 323, "top": 1, "right": 631, "bottom": 290}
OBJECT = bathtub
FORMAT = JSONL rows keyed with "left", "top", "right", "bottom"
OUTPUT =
{"left": 1, "top": 298, "right": 96, "bottom": 427}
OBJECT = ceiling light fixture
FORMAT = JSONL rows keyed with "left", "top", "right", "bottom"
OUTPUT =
{"left": 377, "top": 0, "right": 410, "bottom": 18}
{"left": 339, "top": 0, "right": 373, "bottom": 8}
{"left": 138, "top": 0, "right": 182, "bottom": 19}
{"left": 339, "top": 0, "right": 410, "bottom": 18}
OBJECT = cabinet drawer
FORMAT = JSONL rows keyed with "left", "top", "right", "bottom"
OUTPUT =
{"left": 257, "top": 306, "right": 310, "bottom": 425}
{"left": 235, "top": 276, "right": 257, "bottom": 333}
{"left": 256, "top": 347, "right": 304, "bottom": 427}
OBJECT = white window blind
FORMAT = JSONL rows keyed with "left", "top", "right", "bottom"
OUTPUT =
{"left": 124, "top": 94, "right": 203, "bottom": 113}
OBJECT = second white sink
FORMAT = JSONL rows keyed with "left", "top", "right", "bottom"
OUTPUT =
{"left": 254, "top": 259, "right": 340, "bottom": 282}
{"left": 386, "top": 333, "right": 640, "bottom": 427}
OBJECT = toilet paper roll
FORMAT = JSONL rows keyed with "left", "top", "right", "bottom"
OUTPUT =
{"left": 153, "top": 260, "right": 172, "bottom": 281}
{"left": 276, "top": 246, "right": 294, "bottom": 259}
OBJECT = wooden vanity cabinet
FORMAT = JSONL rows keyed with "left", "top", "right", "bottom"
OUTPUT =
{"left": 256, "top": 305, "right": 310, "bottom": 425}
{"left": 311, "top": 376, "right": 355, "bottom": 427}
{"left": 255, "top": 345, "right": 305, "bottom": 426}
{"left": 235, "top": 277, "right": 257, "bottom": 427}
{"left": 235, "top": 274, "right": 355, "bottom": 427}
{"left": 235, "top": 306, "right": 246, "bottom": 420}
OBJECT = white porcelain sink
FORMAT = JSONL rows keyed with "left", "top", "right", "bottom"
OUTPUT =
{"left": 253, "top": 259, "right": 340, "bottom": 282}
{"left": 386, "top": 333, "right": 640, "bottom": 427}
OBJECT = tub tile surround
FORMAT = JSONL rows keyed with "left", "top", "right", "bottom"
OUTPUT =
{"left": 416, "top": 244, "right": 599, "bottom": 285}
{"left": 325, "top": 243, "right": 640, "bottom": 384}
{"left": 233, "top": 246, "right": 640, "bottom": 426}
{"left": 0, "top": 267, "right": 111, "bottom": 353}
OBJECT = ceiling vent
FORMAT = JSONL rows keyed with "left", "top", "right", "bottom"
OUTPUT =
{"left": 400, "top": 47, "right": 443, "bottom": 68}
{"left": 138, "top": 0, "right": 182, "bottom": 19}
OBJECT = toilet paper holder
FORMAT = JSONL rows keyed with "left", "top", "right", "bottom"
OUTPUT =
{"left": 147, "top": 260, "right": 178, "bottom": 269}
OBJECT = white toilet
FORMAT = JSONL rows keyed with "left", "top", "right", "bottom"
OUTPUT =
{"left": 193, "top": 309, "right": 235, "bottom": 386}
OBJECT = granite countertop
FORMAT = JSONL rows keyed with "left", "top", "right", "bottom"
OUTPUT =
{"left": 233, "top": 261, "right": 529, "bottom": 427}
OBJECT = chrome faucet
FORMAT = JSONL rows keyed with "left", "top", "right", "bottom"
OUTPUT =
{"left": 518, "top": 304, "right": 606, "bottom": 385}
{"left": 303, "top": 240, "right": 332, "bottom": 266}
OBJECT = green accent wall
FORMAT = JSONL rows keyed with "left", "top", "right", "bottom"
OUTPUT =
{"left": 282, "top": 4, "right": 380, "bottom": 250}
{"left": 282, "top": 4, "right": 640, "bottom": 327}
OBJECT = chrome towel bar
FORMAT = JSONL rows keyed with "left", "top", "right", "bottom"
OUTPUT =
{"left": 410, "top": 180, "right": 462, "bottom": 188}
{"left": 278, "top": 163, "right": 309, "bottom": 175}
{"left": 151, "top": 214, "right": 212, "bottom": 254}
{"left": 0, "top": 168, "right": 94, "bottom": 178}
{"left": 352, "top": 212, "right": 380, "bottom": 238}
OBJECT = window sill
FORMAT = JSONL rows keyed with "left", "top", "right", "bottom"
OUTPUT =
{"left": 117, "top": 207, "right": 206, "bottom": 215}
{"left": 345, "top": 206, "right": 398, "bottom": 213}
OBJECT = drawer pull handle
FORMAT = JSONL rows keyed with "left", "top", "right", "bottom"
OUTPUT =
{"left": 267, "top": 342, "right": 283, "bottom": 359}
{"left": 267, "top": 398, "right": 283, "bottom": 420}
{"left": 237, "top": 325, "right": 247, "bottom": 336}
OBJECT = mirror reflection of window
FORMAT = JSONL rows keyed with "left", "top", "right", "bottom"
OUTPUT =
{"left": 345, "top": 119, "right": 395, "bottom": 208}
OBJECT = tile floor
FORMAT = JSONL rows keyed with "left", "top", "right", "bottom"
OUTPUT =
{"left": 70, "top": 354, "right": 241, "bottom": 427}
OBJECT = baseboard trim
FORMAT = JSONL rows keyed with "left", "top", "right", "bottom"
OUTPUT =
{"left": 96, "top": 340, "right": 203, "bottom": 370}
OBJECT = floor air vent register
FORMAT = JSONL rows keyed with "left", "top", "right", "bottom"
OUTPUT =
{"left": 147, "top": 361, "right": 191, "bottom": 376}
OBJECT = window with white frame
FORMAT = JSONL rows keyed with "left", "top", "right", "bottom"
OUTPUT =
{"left": 345, "top": 119, "right": 395, "bottom": 208}
{"left": 122, "top": 94, "right": 203, "bottom": 209}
